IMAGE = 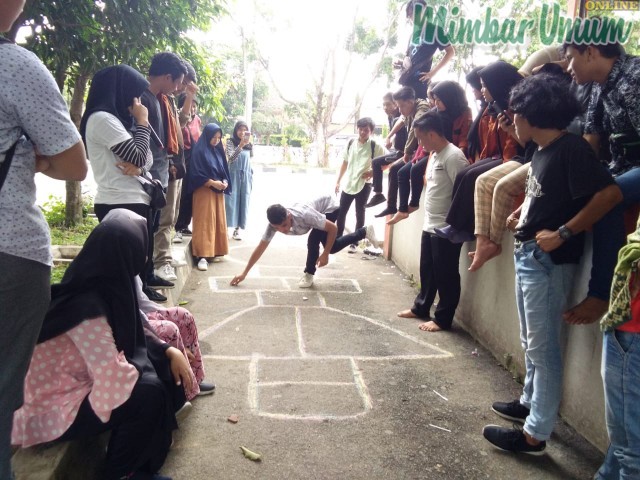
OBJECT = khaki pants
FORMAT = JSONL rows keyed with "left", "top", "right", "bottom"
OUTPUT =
{"left": 153, "top": 178, "right": 182, "bottom": 269}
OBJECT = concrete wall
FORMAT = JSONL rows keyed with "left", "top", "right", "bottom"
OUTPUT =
{"left": 387, "top": 195, "right": 609, "bottom": 452}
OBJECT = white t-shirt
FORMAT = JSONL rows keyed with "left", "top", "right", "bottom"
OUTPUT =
{"left": 86, "top": 112, "right": 151, "bottom": 206}
{"left": 262, "top": 195, "right": 339, "bottom": 242}
{"left": 423, "top": 143, "right": 469, "bottom": 233}
{"left": 0, "top": 44, "right": 81, "bottom": 266}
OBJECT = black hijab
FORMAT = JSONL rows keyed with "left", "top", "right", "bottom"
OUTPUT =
{"left": 466, "top": 66, "right": 487, "bottom": 160}
{"left": 231, "top": 120, "right": 253, "bottom": 153}
{"left": 431, "top": 81, "right": 468, "bottom": 122}
{"left": 478, "top": 61, "right": 523, "bottom": 113}
{"left": 79, "top": 64, "right": 150, "bottom": 143}
{"left": 40, "top": 209, "right": 154, "bottom": 374}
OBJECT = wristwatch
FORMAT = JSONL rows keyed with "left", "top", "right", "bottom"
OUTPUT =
{"left": 558, "top": 225, "right": 573, "bottom": 240}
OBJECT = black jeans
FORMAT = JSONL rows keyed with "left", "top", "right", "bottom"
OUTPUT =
{"left": 59, "top": 374, "right": 172, "bottom": 480}
{"left": 445, "top": 157, "right": 501, "bottom": 234}
{"left": 305, "top": 210, "right": 366, "bottom": 275}
{"left": 411, "top": 231, "right": 462, "bottom": 330}
{"left": 94, "top": 203, "right": 154, "bottom": 287}
{"left": 371, "top": 151, "right": 403, "bottom": 193}
{"left": 397, "top": 156, "right": 428, "bottom": 212}
{"left": 336, "top": 184, "right": 372, "bottom": 238}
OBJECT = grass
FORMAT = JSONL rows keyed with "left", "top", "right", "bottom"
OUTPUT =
{"left": 50, "top": 217, "right": 98, "bottom": 246}
{"left": 51, "top": 264, "right": 69, "bottom": 284}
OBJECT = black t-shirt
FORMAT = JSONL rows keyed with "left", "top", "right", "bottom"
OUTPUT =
{"left": 515, "top": 133, "right": 614, "bottom": 264}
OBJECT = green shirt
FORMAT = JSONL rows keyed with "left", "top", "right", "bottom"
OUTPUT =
{"left": 341, "top": 139, "right": 386, "bottom": 195}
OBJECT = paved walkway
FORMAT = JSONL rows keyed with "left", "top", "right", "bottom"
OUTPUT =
{"left": 159, "top": 170, "right": 603, "bottom": 480}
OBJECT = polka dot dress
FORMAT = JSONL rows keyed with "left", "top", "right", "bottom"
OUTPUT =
{"left": 12, "top": 317, "right": 139, "bottom": 448}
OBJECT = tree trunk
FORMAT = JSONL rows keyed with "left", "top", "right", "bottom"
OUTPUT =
{"left": 65, "top": 74, "right": 89, "bottom": 227}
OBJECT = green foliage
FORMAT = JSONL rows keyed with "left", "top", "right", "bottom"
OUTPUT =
{"left": 268, "top": 134, "right": 286, "bottom": 146}
{"left": 42, "top": 195, "right": 93, "bottom": 228}
{"left": 49, "top": 217, "right": 99, "bottom": 246}
{"left": 347, "top": 20, "right": 385, "bottom": 55}
{"left": 42, "top": 195, "right": 68, "bottom": 227}
{"left": 251, "top": 111, "right": 280, "bottom": 140}
{"left": 51, "top": 264, "right": 69, "bottom": 284}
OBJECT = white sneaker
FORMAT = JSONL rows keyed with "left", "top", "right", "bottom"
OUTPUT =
{"left": 298, "top": 272, "right": 314, "bottom": 288}
{"left": 232, "top": 228, "right": 242, "bottom": 241}
{"left": 173, "top": 231, "right": 183, "bottom": 243}
{"left": 197, "top": 258, "right": 208, "bottom": 271}
{"left": 348, "top": 244, "right": 358, "bottom": 253}
{"left": 156, "top": 263, "right": 177, "bottom": 281}
{"left": 365, "top": 225, "right": 380, "bottom": 249}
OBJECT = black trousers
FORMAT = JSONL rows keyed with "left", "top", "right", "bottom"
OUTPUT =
{"left": 371, "top": 151, "right": 403, "bottom": 193}
{"left": 305, "top": 210, "right": 366, "bottom": 275}
{"left": 336, "top": 184, "right": 372, "bottom": 238}
{"left": 95, "top": 203, "right": 154, "bottom": 288}
{"left": 397, "top": 156, "right": 428, "bottom": 212}
{"left": 175, "top": 155, "right": 192, "bottom": 232}
{"left": 411, "top": 231, "right": 462, "bottom": 330}
{"left": 385, "top": 160, "right": 405, "bottom": 211}
{"left": 445, "top": 157, "right": 501, "bottom": 234}
{"left": 59, "top": 374, "right": 173, "bottom": 480}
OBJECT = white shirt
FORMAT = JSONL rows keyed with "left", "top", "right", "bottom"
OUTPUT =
{"left": 262, "top": 195, "right": 339, "bottom": 242}
{"left": 423, "top": 143, "right": 469, "bottom": 233}
{"left": 86, "top": 112, "right": 151, "bottom": 206}
{"left": 0, "top": 44, "right": 81, "bottom": 266}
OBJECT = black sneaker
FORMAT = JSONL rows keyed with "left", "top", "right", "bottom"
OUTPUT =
{"left": 365, "top": 193, "right": 386, "bottom": 208}
{"left": 483, "top": 424, "right": 546, "bottom": 455}
{"left": 143, "top": 287, "right": 167, "bottom": 303}
{"left": 180, "top": 228, "right": 192, "bottom": 235}
{"left": 147, "top": 274, "right": 175, "bottom": 289}
{"left": 491, "top": 399, "right": 530, "bottom": 423}
{"left": 197, "top": 381, "right": 216, "bottom": 396}
{"left": 374, "top": 207, "right": 397, "bottom": 218}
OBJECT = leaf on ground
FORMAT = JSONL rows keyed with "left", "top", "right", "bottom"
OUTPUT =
{"left": 240, "top": 445, "right": 262, "bottom": 461}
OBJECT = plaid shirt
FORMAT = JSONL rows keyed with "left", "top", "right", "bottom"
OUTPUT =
{"left": 584, "top": 54, "right": 640, "bottom": 176}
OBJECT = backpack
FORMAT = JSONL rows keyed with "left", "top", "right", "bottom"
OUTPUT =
{"left": 347, "top": 138, "right": 376, "bottom": 159}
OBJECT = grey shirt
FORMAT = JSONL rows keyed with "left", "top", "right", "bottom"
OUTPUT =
{"left": 262, "top": 195, "right": 339, "bottom": 242}
{"left": 423, "top": 143, "right": 469, "bottom": 233}
{"left": 0, "top": 44, "right": 81, "bottom": 265}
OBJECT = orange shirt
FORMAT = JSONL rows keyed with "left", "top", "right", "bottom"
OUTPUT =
{"left": 453, "top": 108, "right": 472, "bottom": 159}
{"left": 477, "top": 109, "right": 519, "bottom": 162}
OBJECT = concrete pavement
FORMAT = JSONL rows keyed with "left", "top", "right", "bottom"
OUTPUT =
{"left": 161, "top": 173, "right": 603, "bottom": 479}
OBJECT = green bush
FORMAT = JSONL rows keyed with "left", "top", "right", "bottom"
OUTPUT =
{"left": 42, "top": 195, "right": 67, "bottom": 227}
{"left": 268, "top": 134, "right": 286, "bottom": 146}
{"left": 288, "top": 137, "right": 304, "bottom": 148}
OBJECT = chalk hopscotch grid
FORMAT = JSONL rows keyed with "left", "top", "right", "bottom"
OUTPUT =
{"left": 198, "top": 275, "right": 453, "bottom": 421}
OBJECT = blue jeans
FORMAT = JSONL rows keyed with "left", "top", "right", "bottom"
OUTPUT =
{"left": 514, "top": 240, "right": 576, "bottom": 441}
{"left": 596, "top": 330, "right": 640, "bottom": 479}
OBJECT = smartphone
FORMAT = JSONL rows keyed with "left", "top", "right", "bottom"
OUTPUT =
{"left": 243, "top": 131, "right": 251, "bottom": 139}
{"left": 492, "top": 102, "right": 513, "bottom": 125}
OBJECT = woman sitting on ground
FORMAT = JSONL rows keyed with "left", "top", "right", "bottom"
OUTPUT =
{"left": 185, "top": 123, "right": 232, "bottom": 272}
{"left": 136, "top": 277, "right": 215, "bottom": 399}
{"left": 12, "top": 209, "right": 191, "bottom": 480}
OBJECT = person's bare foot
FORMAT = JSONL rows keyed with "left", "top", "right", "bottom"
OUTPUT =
{"left": 418, "top": 320, "right": 442, "bottom": 332}
{"left": 564, "top": 296, "right": 609, "bottom": 324}
{"left": 468, "top": 235, "right": 502, "bottom": 272}
{"left": 397, "top": 309, "right": 418, "bottom": 318}
{"left": 387, "top": 211, "right": 409, "bottom": 225}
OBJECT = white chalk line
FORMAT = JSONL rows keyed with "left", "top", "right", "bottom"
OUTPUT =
{"left": 199, "top": 304, "right": 452, "bottom": 358}
{"left": 202, "top": 353, "right": 451, "bottom": 361}
{"left": 258, "top": 381, "right": 354, "bottom": 387}
{"left": 350, "top": 357, "right": 373, "bottom": 413}
{"left": 196, "top": 275, "right": 363, "bottom": 294}
{"left": 295, "top": 307, "right": 307, "bottom": 357}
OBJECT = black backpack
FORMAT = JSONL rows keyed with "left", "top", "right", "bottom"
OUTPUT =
{"left": 347, "top": 138, "right": 376, "bottom": 159}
